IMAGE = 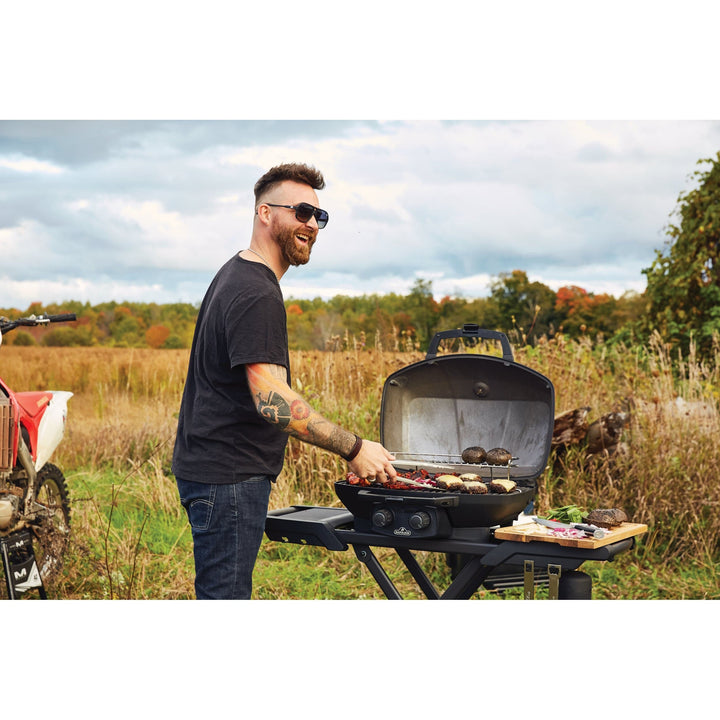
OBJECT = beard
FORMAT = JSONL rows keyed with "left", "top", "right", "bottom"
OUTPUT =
{"left": 274, "top": 222, "right": 317, "bottom": 266}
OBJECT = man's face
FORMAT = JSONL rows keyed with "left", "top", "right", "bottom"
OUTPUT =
{"left": 265, "top": 180, "right": 321, "bottom": 266}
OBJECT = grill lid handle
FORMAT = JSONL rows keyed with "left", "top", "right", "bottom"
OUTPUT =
{"left": 425, "top": 325, "right": 514, "bottom": 362}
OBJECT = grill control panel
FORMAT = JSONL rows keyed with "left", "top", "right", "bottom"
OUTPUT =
{"left": 362, "top": 504, "right": 452, "bottom": 539}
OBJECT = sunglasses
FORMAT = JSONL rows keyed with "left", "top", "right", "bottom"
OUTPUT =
{"left": 264, "top": 202, "right": 329, "bottom": 229}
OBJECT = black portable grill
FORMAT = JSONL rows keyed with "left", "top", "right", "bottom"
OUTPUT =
{"left": 265, "top": 325, "right": 638, "bottom": 599}
{"left": 335, "top": 325, "right": 554, "bottom": 539}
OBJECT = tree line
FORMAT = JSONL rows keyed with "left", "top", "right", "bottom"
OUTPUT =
{"left": 2, "top": 152, "right": 718, "bottom": 356}
{"left": 0, "top": 275, "right": 646, "bottom": 352}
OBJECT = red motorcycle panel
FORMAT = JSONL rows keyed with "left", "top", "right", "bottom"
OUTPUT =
{"left": 14, "top": 391, "right": 53, "bottom": 460}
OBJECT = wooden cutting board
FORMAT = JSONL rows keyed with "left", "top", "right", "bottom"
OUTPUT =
{"left": 493, "top": 521, "right": 648, "bottom": 549}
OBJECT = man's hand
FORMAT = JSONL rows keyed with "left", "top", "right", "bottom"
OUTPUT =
{"left": 348, "top": 440, "right": 397, "bottom": 484}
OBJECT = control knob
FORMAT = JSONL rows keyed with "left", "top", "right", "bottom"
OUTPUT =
{"left": 409, "top": 511, "right": 431, "bottom": 530}
{"left": 372, "top": 508, "right": 394, "bottom": 528}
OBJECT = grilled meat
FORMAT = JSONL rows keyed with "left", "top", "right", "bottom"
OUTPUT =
{"left": 489, "top": 478, "right": 517, "bottom": 493}
{"left": 435, "top": 474, "right": 465, "bottom": 490}
{"left": 463, "top": 481, "right": 489, "bottom": 494}
{"left": 461, "top": 446, "right": 487, "bottom": 463}
{"left": 486, "top": 448, "right": 512, "bottom": 465}
{"left": 585, "top": 508, "right": 628, "bottom": 528}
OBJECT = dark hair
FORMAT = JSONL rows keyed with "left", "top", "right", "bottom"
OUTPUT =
{"left": 254, "top": 163, "right": 326, "bottom": 205}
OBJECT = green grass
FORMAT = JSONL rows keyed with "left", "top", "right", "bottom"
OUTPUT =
{"left": 35, "top": 466, "right": 719, "bottom": 601}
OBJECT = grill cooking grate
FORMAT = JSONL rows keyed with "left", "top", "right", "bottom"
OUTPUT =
{"left": 391, "top": 451, "right": 518, "bottom": 466}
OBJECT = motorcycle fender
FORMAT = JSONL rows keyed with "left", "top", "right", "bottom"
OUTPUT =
{"left": 35, "top": 391, "right": 73, "bottom": 471}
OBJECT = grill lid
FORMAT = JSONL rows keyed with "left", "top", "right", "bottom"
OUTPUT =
{"left": 380, "top": 325, "right": 555, "bottom": 482}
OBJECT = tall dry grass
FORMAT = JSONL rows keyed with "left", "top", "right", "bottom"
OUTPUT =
{"left": 2, "top": 332, "right": 719, "bottom": 598}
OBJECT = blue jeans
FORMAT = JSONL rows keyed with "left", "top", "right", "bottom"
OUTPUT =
{"left": 176, "top": 476, "right": 272, "bottom": 599}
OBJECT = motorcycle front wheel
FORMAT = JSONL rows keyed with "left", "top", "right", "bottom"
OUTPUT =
{"left": 32, "top": 462, "right": 71, "bottom": 583}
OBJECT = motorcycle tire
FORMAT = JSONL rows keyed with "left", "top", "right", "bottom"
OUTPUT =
{"left": 32, "top": 462, "right": 71, "bottom": 583}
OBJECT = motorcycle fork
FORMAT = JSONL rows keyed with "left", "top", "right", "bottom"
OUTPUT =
{"left": 16, "top": 438, "right": 39, "bottom": 512}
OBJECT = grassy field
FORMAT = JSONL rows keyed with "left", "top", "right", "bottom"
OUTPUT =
{"left": 2, "top": 334, "right": 719, "bottom": 600}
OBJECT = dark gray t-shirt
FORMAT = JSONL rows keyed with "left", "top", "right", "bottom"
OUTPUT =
{"left": 172, "top": 254, "right": 290, "bottom": 484}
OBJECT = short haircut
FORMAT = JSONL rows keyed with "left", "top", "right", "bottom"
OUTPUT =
{"left": 254, "top": 163, "right": 326, "bottom": 206}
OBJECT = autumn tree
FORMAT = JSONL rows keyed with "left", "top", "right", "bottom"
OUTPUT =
{"left": 487, "top": 270, "right": 558, "bottom": 343}
{"left": 643, "top": 152, "right": 720, "bottom": 355}
{"left": 554, "top": 285, "right": 620, "bottom": 338}
{"left": 145, "top": 324, "right": 171, "bottom": 349}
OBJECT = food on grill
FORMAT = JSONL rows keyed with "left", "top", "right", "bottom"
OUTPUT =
{"left": 486, "top": 448, "right": 512, "bottom": 465}
{"left": 585, "top": 508, "right": 628, "bottom": 528}
{"left": 489, "top": 479, "right": 517, "bottom": 493}
{"left": 459, "top": 473, "right": 480, "bottom": 481}
{"left": 461, "top": 446, "right": 486, "bottom": 464}
{"left": 463, "top": 481, "right": 489, "bottom": 494}
{"left": 435, "top": 474, "right": 464, "bottom": 490}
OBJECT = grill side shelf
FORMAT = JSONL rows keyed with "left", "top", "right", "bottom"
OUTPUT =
{"left": 265, "top": 506, "right": 353, "bottom": 551}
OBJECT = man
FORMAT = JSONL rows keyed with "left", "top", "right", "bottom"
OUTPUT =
{"left": 172, "top": 162, "right": 397, "bottom": 599}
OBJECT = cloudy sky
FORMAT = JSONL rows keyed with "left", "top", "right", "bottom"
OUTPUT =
{"left": 2, "top": 3, "right": 719, "bottom": 311}
{"left": 1, "top": 119, "right": 719, "bottom": 309}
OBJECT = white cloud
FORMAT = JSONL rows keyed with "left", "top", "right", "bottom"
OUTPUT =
{"left": 0, "top": 155, "right": 64, "bottom": 174}
{"left": 0, "top": 220, "right": 55, "bottom": 262}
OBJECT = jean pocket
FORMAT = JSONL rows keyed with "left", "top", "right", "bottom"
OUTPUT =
{"left": 185, "top": 496, "right": 215, "bottom": 532}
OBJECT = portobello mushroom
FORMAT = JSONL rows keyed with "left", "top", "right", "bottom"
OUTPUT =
{"left": 461, "top": 446, "right": 487, "bottom": 464}
{"left": 486, "top": 447, "right": 512, "bottom": 465}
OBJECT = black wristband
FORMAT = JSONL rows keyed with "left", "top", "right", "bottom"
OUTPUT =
{"left": 343, "top": 434, "right": 363, "bottom": 462}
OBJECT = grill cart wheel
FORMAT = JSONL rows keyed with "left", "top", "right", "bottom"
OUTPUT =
{"left": 558, "top": 570, "right": 592, "bottom": 599}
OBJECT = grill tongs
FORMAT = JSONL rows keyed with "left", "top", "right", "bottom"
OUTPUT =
{"left": 372, "top": 475, "right": 436, "bottom": 490}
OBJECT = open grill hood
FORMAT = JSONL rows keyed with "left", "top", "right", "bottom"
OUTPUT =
{"left": 380, "top": 328, "right": 555, "bottom": 481}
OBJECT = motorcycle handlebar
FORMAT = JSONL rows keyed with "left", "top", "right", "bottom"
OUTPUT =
{"left": 0, "top": 312, "right": 77, "bottom": 335}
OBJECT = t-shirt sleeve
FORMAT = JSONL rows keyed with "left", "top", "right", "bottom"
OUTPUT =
{"left": 225, "top": 288, "right": 288, "bottom": 369}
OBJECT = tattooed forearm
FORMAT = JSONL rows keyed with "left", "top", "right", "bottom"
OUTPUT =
{"left": 247, "top": 362, "right": 356, "bottom": 456}
{"left": 256, "top": 389, "right": 292, "bottom": 429}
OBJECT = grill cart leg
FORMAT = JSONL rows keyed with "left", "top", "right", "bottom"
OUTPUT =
{"left": 353, "top": 545, "right": 404, "bottom": 599}
{"left": 396, "top": 548, "right": 440, "bottom": 599}
{"left": 353, "top": 544, "right": 492, "bottom": 600}
{"left": 1, "top": 530, "right": 47, "bottom": 599}
{"left": 441, "top": 556, "right": 495, "bottom": 599}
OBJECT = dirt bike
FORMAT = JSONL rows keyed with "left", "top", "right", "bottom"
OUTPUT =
{"left": 0, "top": 312, "right": 76, "bottom": 598}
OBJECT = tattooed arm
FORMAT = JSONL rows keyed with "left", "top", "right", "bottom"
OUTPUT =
{"left": 245, "top": 362, "right": 397, "bottom": 482}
